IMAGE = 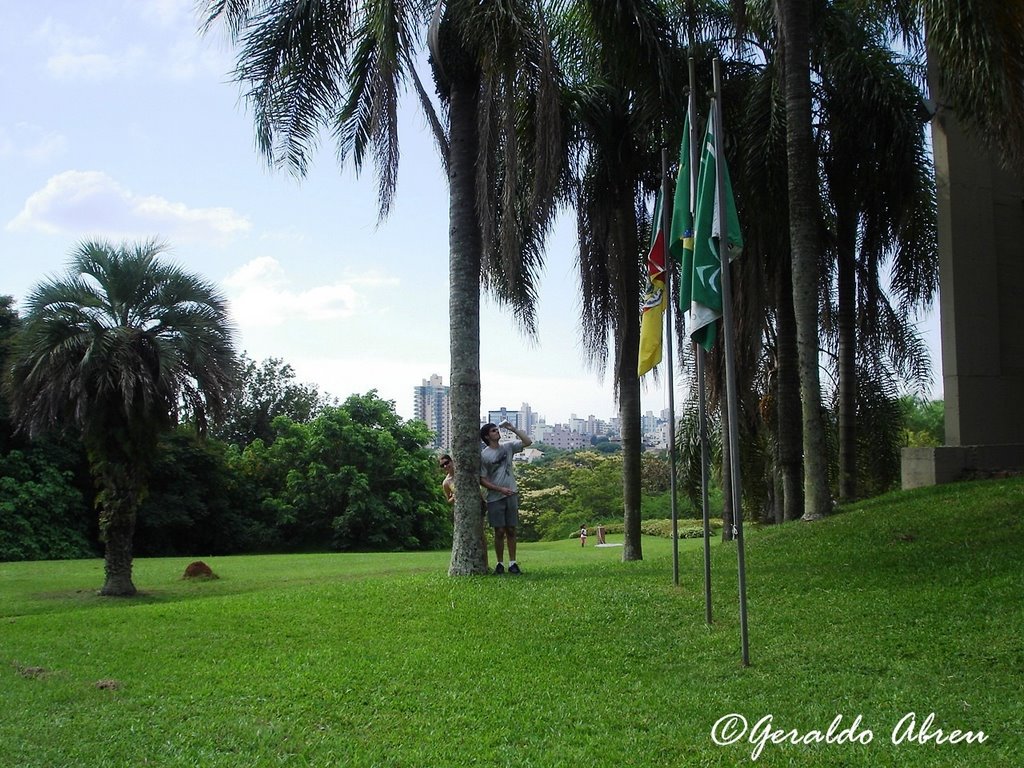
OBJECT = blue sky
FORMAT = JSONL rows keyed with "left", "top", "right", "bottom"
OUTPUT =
{"left": 0, "top": 1, "right": 938, "bottom": 426}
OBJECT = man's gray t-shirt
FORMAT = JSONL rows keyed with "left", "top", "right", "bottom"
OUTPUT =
{"left": 480, "top": 440, "right": 524, "bottom": 502}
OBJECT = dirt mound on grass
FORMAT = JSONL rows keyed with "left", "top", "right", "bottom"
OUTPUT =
{"left": 182, "top": 561, "right": 218, "bottom": 580}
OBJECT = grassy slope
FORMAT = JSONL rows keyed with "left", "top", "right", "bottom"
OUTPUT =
{"left": 0, "top": 479, "right": 1021, "bottom": 767}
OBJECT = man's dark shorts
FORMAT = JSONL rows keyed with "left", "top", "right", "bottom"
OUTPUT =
{"left": 487, "top": 495, "right": 519, "bottom": 528}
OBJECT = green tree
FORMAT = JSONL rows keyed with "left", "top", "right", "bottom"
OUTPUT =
{"left": 731, "top": 0, "right": 938, "bottom": 509}
{"left": 203, "top": 0, "right": 563, "bottom": 575}
{"left": 906, "top": 0, "right": 1024, "bottom": 171}
{"left": 214, "top": 354, "right": 328, "bottom": 448}
{"left": 772, "top": 0, "right": 833, "bottom": 520}
{"left": 135, "top": 428, "right": 268, "bottom": 555}
{"left": 747, "top": 0, "right": 1024, "bottom": 517}
{"left": 812, "top": 2, "right": 937, "bottom": 502}
{"left": 640, "top": 451, "right": 671, "bottom": 495}
{"left": 0, "top": 295, "right": 21, "bottom": 452}
{"left": 900, "top": 395, "right": 944, "bottom": 447}
{"left": 517, "top": 450, "right": 624, "bottom": 539}
{"left": 4, "top": 240, "right": 237, "bottom": 595}
{"left": 554, "top": 0, "right": 686, "bottom": 561}
{"left": 236, "top": 392, "right": 449, "bottom": 551}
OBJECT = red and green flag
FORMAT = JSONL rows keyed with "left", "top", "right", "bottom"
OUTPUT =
{"left": 638, "top": 191, "right": 667, "bottom": 376}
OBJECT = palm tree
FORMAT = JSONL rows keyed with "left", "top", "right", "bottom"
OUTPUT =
{"left": 893, "top": 0, "right": 1024, "bottom": 172}
{"left": 741, "top": 0, "right": 1023, "bottom": 516}
{"left": 5, "top": 240, "right": 237, "bottom": 595}
{"left": 771, "top": 0, "right": 833, "bottom": 520}
{"left": 815, "top": 5, "right": 937, "bottom": 500}
{"left": 553, "top": 0, "right": 687, "bottom": 560}
{"left": 736, "top": 0, "right": 937, "bottom": 507}
{"left": 202, "top": 0, "right": 563, "bottom": 575}
{"left": 713, "top": 33, "right": 804, "bottom": 523}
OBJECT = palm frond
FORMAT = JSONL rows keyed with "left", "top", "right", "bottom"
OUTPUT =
{"left": 6, "top": 240, "right": 238, "bottom": 447}
{"left": 925, "top": 0, "right": 1024, "bottom": 170}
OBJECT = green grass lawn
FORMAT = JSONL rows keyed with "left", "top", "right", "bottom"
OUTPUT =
{"left": 1, "top": 478, "right": 1022, "bottom": 767}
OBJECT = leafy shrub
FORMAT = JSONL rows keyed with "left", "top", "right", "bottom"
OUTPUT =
{"left": 230, "top": 392, "right": 450, "bottom": 552}
{"left": 517, "top": 452, "right": 624, "bottom": 540}
{"left": 135, "top": 430, "right": 272, "bottom": 556}
{"left": 0, "top": 449, "right": 92, "bottom": 561}
{"left": 638, "top": 518, "right": 722, "bottom": 539}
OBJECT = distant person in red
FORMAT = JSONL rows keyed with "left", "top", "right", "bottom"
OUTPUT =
{"left": 479, "top": 420, "right": 532, "bottom": 575}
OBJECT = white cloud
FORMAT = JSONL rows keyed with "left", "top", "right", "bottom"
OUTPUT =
{"left": 160, "top": 35, "right": 229, "bottom": 81}
{"left": 34, "top": 7, "right": 225, "bottom": 83}
{"left": 138, "top": 0, "right": 192, "bottom": 27}
{"left": 223, "top": 256, "right": 398, "bottom": 329}
{"left": 22, "top": 130, "right": 69, "bottom": 162}
{"left": 0, "top": 123, "right": 69, "bottom": 163}
{"left": 7, "top": 170, "right": 251, "bottom": 242}
{"left": 34, "top": 18, "right": 141, "bottom": 80}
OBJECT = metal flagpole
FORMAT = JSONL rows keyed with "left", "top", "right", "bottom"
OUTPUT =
{"left": 661, "top": 147, "right": 681, "bottom": 587}
{"left": 711, "top": 58, "right": 750, "bottom": 666}
{"left": 689, "top": 58, "right": 713, "bottom": 626}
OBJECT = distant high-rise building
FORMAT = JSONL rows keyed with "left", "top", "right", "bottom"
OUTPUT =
{"left": 642, "top": 410, "right": 659, "bottom": 435}
{"left": 544, "top": 424, "right": 587, "bottom": 450}
{"left": 487, "top": 407, "right": 520, "bottom": 427}
{"left": 413, "top": 374, "right": 450, "bottom": 450}
{"left": 520, "top": 402, "right": 535, "bottom": 433}
{"left": 487, "top": 407, "right": 521, "bottom": 441}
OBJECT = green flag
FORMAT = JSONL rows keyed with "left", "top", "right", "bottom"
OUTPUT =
{"left": 688, "top": 106, "right": 743, "bottom": 351}
{"left": 670, "top": 110, "right": 695, "bottom": 318}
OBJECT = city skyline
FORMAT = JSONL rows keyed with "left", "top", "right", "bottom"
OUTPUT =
{"left": 414, "top": 373, "right": 673, "bottom": 451}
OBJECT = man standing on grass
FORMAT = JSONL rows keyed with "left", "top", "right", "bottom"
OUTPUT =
{"left": 479, "top": 420, "right": 532, "bottom": 575}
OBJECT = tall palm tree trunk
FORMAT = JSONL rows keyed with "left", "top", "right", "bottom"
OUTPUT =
{"left": 776, "top": 257, "right": 804, "bottom": 521}
{"left": 95, "top": 461, "right": 139, "bottom": 596}
{"left": 619, "top": 314, "right": 643, "bottom": 561}
{"left": 836, "top": 207, "right": 857, "bottom": 501}
{"left": 612, "top": 193, "right": 643, "bottom": 562}
{"left": 777, "top": 0, "right": 831, "bottom": 520}
{"left": 447, "top": 80, "right": 488, "bottom": 576}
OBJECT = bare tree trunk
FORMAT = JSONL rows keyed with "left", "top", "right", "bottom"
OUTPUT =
{"left": 100, "top": 512, "right": 137, "bottom": 596}
{"left": 95, "top": 462, "right": 138, "bottom": 597}
{"left": 447, "top": 80, "right": 488, "bottom": 576}
{"left": 619, "top": 341, "right": 643, "bottom": 561}
{"left": 612, "top": 187, "right": 643, "bottom": 562}
{"left": 836, "top": 207, "right": 858, "bottom": 502}
{"left": 775, "top": 256, "right": 803, "bottom": 521}
{"left": 777, "top": 0, "right": 831, "bottom": 520}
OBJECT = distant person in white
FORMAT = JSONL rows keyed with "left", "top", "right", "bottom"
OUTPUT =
{"left": 479, "top": 420, "right": 532, "bottom": 575}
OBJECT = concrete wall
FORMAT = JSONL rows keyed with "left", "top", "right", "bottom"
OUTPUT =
{"left": 900, "top": 99, "right": 1024, "bottom": 488}
{"left": 932, "top": 107, "right": 1024, "bottom": 447}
